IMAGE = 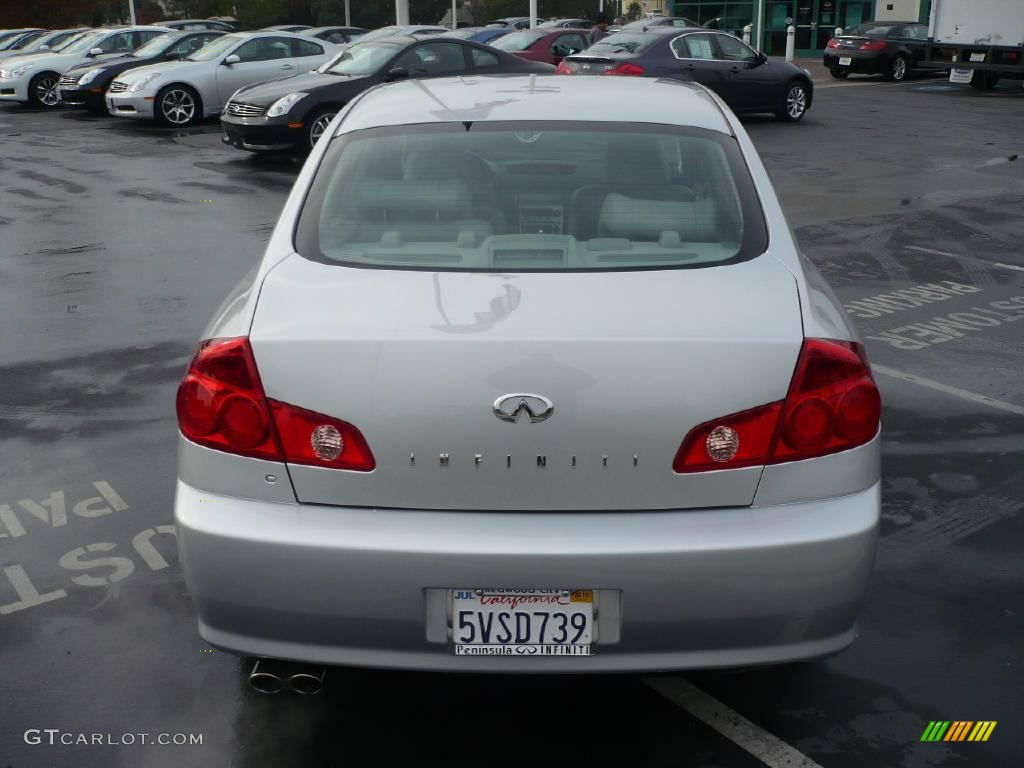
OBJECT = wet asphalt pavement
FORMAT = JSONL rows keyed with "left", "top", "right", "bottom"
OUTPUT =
{"left": 1, "top": 71, "right": 1022, "bottom": 768}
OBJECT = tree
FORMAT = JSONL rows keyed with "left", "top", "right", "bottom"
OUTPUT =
{"left": 626, "top": 1, "right": 641, "bottom": 21}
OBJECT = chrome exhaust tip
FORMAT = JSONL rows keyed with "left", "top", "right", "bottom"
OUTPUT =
{"left": 249, "top": 659, "right": 284, "bottom": 694}
{"left": 288, "top": 666, "right": 326, "bottom": 695}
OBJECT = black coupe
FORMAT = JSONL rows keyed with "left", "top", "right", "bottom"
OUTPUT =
{"left": 221, "top": 36, "right": 553, "bottom": 154}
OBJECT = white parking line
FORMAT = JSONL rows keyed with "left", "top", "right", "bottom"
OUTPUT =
{"left": 645, "top": 678, "right": 824, "bottom": 768}
{"left": 994, "top": 262, "right": 1024, "bottom": 273}
{"left": 905, "top": 245, "right": 960, "bottom": 258}
{"left": 873, "top": 365, "right": 1024, "bottom": 417}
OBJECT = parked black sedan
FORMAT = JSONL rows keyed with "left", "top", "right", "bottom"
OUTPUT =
{"left": 58, "top": 30, "right": 224, "bottom": 112}
{"left": 559, "top": 28, "right": 813, "bottom": 122}
{"left": 823, "top": 21, "right": 929, "bottom": 81}
{"left": 221, "top": 36, "right": 553, "bottom": 154}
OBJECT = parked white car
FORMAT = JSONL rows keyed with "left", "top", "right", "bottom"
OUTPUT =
{"left": 107, "top": 32, "right": 338, "bottom": 127}
{"left": 0, "top": 26, "right": 168, "bottom": 107}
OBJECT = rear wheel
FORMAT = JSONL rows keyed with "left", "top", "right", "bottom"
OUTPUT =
{"left": 155, "top": 84, "right": 201, "bottom": 127}
{"left": 776, "top": 80, "right": 809, "bottom": 122}
{"left": 969, "top": 71, "right": 1000, "bottom": 90}
{"left": 27, "top": 72, "right": 60, "bottom": 108}
{"left": 301, "top": 107, "right": 339, "bottom": 154}
{"left": 829, "top": 67, "right": 849, "bottom": 79}
{"left": 886, "top": 55, "right": 909, "bottom": 81}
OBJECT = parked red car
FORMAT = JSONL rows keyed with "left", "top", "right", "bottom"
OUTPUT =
{"left": 491, "top": 27, "right": 592, "bottom": 65}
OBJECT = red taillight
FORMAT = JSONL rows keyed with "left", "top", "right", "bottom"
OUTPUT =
{"left": 604, "top": 62, "right": 645, "bottom": 76}
{"left": 269, "top": 400, "right": 375, "bottom": 471}
{"left": 826, "top": 38, "right": 841, "bottom": 49}
{"left": 176, "top": 338, "right": 279, "bottom": 460}
{"left": 771, "top": 339, "right": 880, "bottom": 462}
{"left": 672, "top": 339, "right": 880, "bottom": 473}
{"left": 556, "top": 60, "right": 573, "bottom": 74}
{"left": 859, "top": 40, "right": 887, "bottom": 50}
{"left": 673, "top": 402, "right": 783, "bottom": 473}
{"left": 176, "top": 337, "right": 375, "bottom": 471}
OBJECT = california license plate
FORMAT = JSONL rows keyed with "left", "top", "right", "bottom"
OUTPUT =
{"left": 452, "top": 589, "right": 595, "bottom": 656}
{"left": 838, "top": 57, "right": 852, "bottom": 66}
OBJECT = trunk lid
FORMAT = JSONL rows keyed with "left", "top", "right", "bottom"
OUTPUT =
{"left": 250, "top": 254, "right": 803, "bottom": 510}
{"left": 562, "top": 54, "right": 629, "bottom": 74}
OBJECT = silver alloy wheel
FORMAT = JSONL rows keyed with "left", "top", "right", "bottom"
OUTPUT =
{"left": 892, "top": 57, "right": 907, "bottom": 80}
{"left": 309, "top": 112, "right": 336, "bottom": 149}
{"left": 161, "top": 88, "right": 196, "bottom": 125}
{"left": 36, "top": 76, "right": 59, "bottom": 107}
{"left": 786, "top": 85, "right": 806, "bottom": 119}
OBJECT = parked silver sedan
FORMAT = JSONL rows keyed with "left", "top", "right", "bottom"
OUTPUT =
{"left": 174, "top": 76, "right": 881, "bottom": 680}
{"left": 107, "top": 31, "right": 337, "bottom": 126}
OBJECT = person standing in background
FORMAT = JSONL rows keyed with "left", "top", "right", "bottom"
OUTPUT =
{"left": 590, "top": 13, "right": 610, "bottom": 45}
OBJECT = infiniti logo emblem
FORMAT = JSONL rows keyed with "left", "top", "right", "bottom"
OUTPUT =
{"left": 493, "top": 393, "right": 554, "bottom": 424}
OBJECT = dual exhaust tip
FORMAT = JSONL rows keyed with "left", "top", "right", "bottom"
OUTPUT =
{"left": 249, "top": 659, "right": 325, "bottom": 695}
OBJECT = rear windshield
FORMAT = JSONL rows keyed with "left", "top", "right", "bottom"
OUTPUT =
{"left": 589, "top": 32, "right": 661, "bottom": 54}
{"left": 295, "top": 122, "right": 767, "bottom": 272}
{"left": 319, "top": 42, "right": 396, "bottom": 75}
{"left": 492, "top": 31, "right": 545, "bottom": 51}
{"left": 849, "top": 23, "right": 898, "bottom": 36}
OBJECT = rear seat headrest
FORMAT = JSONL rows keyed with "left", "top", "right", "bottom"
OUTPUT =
{"left": 357, "top": 178, "right": 471, "bottom": 215}
{"left": 598, "top": 193, "right": 719, "bottom": 241}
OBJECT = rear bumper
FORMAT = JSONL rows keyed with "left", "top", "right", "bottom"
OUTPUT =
{"left": 175, "top": 479, "right": 880, "bottom": 672}
{"left": 823, "top": 51, "right": 888, "bottom": 74}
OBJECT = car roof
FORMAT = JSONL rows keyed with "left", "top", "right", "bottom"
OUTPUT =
{"left": 307, "top": 26, "right": 366, "bottom": 33}
{"left": 339, "top": 76, "right": 731, "bottom": 135}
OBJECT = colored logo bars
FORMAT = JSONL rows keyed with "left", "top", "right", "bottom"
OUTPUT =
{"left": 920, "top": 721, "right": 997, "bottom": 742}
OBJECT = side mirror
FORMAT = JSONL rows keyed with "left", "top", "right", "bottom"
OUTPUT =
{"left": 223, "top": 54, "right": 240, "bottom": 65}
{"left": 38, "top": 44, "right": 49, "bottom": 50}
{"left": 89, "top": 47, "right": 104, "bottom": 56}
{"left": 386, "top": 66, "right": 409, "bottom": 81}
{"left": 749, "top": 52, "right": 767, "bottom": 66}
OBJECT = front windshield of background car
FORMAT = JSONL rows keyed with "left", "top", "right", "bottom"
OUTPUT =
{"left": 491, "top": 31, "right": 544, "bottom": 51}
{"left": 441, "top": 29, "right": 479, "bottom": 39}
{"left": 132, "top": 33, "right": 174, "bottom": 58}
{"left": 589, "top": 32, "right": 660, "bottom": 54}
{"left": 185, "top": 33, "right": 242, "bottom": 61}
{"left": 44, "top": 31, "right": 88, "bottom": 52}
{"left": 358, "top": 26, "right": 401, "bottom": 42}
{"left": 59, "top": 31, "right": 107, "bottom": 54}
{"left": 850, "top": 23, "right": 898, "bottom": 36}
{"left": 0, "top": 33, "right": 30, "bottom": 51}
{"left": 319, "top": 42, "right": 397, "bottom": 76}
{"left": 27, "top": 30, "right": 76, "bottom": 52}
{"left": 295, "top": 122, "right": 767, "bottom": 272}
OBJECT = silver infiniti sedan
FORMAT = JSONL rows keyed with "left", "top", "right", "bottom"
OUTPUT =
{"left": 108, "top": 31, "right": 337, "bottom": 127}
{"left": 175, "top": 76, "right": 881, "bottom": 677}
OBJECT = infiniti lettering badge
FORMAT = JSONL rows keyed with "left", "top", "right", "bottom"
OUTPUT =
{"left": 493, "top": 393, "right": 554, "bottom": 424}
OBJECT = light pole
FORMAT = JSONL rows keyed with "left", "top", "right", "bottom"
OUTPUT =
{"left": 128, "top": 0, "right": 136, "bottom": 24}
{"left": 345, "top": 0, "right": 351, "bottom": 26}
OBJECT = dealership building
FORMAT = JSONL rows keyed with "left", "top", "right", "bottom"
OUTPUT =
{"left": 666, "top": 1, "right": 933, "bottom": 55}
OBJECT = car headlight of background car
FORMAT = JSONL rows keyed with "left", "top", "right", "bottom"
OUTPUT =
{"left": 128, "top": 73, "right": 160, "bottom": 93}
{"left": 76, "top": 68, "right": 101, "bottom": 87}
{"left": 266, "top": 92, "right": 307, "bottom": 118}
{"left": 1, "top": 66, "right": 31, "bottom": 80}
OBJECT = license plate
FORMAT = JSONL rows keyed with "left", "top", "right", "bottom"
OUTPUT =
{"left": 969, "top": 52, "right": 986, "bottom": 63}
{"left": 838, "top": 57, "right": 852, "bottom": 66}
{"left": 452, "top": 589, "right": 594, "bottom": 656}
